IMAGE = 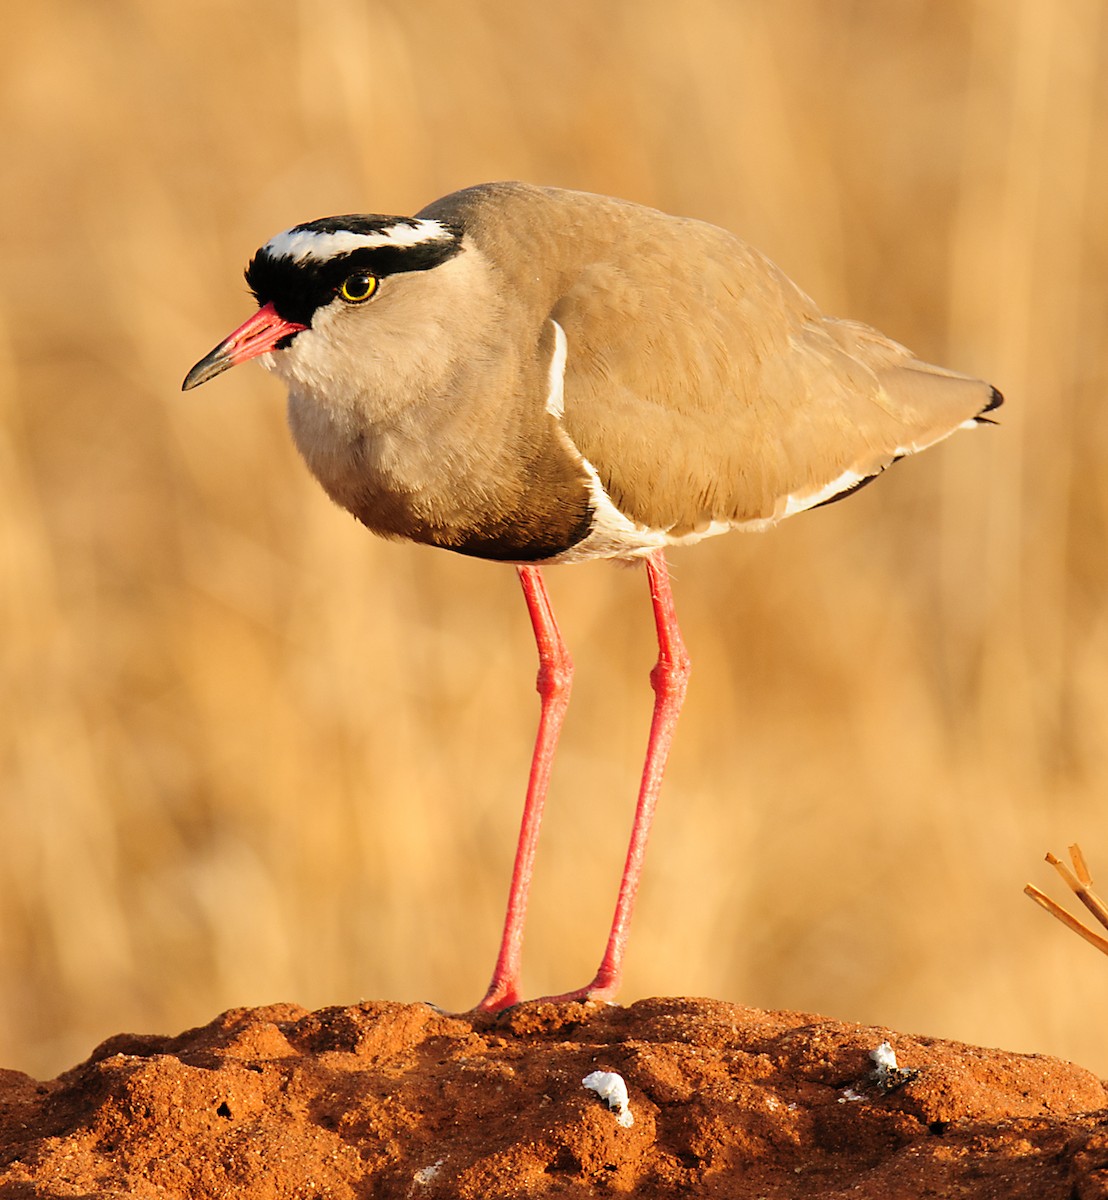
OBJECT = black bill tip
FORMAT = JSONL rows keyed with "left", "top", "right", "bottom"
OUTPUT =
{"left": 182, "top": 345, "right": 234, "bottom": 391}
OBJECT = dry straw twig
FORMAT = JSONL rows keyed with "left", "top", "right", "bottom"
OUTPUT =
{"left": 1025, "top": 845, "right": 1108, "bottom": 957}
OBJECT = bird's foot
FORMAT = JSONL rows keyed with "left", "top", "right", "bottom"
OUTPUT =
{"left": 532, "top": 979, "right": 620, "bottom": 1006}
{"left": 473, "top": 968, "right": 621, "bottom": 1013}
{"left": 473, "top": 977, "right": 525, "bottom": 1013}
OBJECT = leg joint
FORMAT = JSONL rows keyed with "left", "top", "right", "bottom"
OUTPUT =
{"left": 650, "top": 649, "right": 690, "bottom": 698}
{"left": 537, "top": 649, "right": 574, "bottom": 699}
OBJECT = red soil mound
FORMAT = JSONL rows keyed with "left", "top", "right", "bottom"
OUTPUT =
{"left": 2, "top": 997, "right": 1106, "bottom": 1198}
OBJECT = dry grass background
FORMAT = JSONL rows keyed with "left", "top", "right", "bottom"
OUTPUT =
{"left": 2, "top": 0, "right": 1106, "bottom": 1080}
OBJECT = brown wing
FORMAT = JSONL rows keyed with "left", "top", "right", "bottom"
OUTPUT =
{"left": 549, "top": 211, "right": 996, "bottom": 534}
{"left": 425, "top": 182, "right": 998, "bottom": 536}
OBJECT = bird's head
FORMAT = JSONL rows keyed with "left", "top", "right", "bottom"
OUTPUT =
{"left": 182, "top": 214, "right": 465, "bottom": 393}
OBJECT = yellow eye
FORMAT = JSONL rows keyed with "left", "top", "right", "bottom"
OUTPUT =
{"left": 339, "top": 272, "right": 378, "bottom": 304}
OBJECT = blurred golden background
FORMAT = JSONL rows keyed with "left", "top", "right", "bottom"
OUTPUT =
{"left": 3, "top": 0, "right": 1106, "bottom": 1080}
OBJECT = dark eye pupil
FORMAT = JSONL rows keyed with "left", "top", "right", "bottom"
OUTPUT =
{"left": 343, "top": 274, "right": 374, "bottom": 300}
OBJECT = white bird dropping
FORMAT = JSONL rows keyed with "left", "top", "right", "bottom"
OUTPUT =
{"left": 582, "top": 1070, "right": 633, "bottom": 1127}
{"left": 870, "top": 1041, "right": 898, "bottom": 1073}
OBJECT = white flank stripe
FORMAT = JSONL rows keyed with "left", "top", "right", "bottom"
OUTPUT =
{"left": 545, "top": 321, "right": 568, "bottom": 418}
{"left": 781, "top": 467, "right": 867, "bottom": 518}
{"left": 265, "top": 220, "right": 453, "bottom": 262}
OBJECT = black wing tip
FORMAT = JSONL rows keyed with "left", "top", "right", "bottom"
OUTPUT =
{"left": 974, "top": 385, "right": 1004, "bottom": 425}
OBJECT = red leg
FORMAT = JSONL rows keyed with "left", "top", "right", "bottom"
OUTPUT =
{"left": 545, "top": 550, "right": 690, "bottom": 1004}
{"left": 477, "top": 566, "right": 573, "bottom": 1011}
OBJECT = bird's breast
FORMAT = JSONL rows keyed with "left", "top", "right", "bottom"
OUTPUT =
{"left": 285, "top": 383, "right": 598, "bottom": 563}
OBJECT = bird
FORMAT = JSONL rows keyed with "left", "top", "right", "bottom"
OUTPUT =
{"left": 183, "top": 182, "right": 1001, "bottom": 1012}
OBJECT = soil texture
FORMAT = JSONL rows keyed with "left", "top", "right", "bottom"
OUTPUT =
{"left": 2, "top": 997, "right": 1107, "bottom": 1198}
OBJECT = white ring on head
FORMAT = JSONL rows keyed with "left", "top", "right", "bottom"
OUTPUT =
{"left": 265, "top": 220, "right": 454, "bottom": 263}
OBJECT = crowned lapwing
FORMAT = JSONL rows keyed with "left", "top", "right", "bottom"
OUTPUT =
{"left": 184, "top": 182, "right": 1001, "bottom": 1011}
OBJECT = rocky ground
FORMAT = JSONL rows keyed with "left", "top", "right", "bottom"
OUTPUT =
{"left": 1, "top": 997, "right": 1106, "bottom": 1198}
